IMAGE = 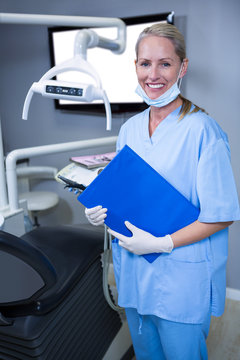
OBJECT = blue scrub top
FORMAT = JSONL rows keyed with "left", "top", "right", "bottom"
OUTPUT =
{"left": 112, "top": 106, "right": 240, "bottom": 324}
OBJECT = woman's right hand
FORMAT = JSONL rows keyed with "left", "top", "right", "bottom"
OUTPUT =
{"left": 85, "top": 205, "right": 107, "bottom": 226}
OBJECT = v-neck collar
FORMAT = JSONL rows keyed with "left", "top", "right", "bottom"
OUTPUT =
{"left": 143, "top": 106, "right": 182, "bottom": 145}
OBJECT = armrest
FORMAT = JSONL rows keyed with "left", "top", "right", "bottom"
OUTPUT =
{"left": 16, "top": 166, "right": 58, "bottom": 179}
{"left": 0, "top": 230, "right": 57, "bottom": 292}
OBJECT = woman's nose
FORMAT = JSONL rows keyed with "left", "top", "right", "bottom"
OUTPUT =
{"left": 148, "top": 65, "right": 160, "bottom": 80}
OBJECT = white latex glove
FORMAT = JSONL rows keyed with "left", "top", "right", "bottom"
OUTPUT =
{"left": 85, "top": 205, "right": 107, "bottom": 226}
{"left": 108, "top": 221, "right": 174, "bottom": 255}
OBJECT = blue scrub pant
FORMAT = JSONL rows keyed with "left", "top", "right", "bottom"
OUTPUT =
{"left": 125, "top": 308, "right": 211, "bottom": 360}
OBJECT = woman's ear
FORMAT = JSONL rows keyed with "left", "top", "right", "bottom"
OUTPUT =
{"left": 180, "top": 58, "right": 189, "bottom": 78}
{"left": 134, "top": 59, "right": 138, "bottom": 75}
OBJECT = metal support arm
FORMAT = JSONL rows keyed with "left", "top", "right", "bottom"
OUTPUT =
{"left": 6, "top": 136, "right": 117, "bottom": 212}
{"left": 0, "top": 13, "right": 126, "bottom": 54}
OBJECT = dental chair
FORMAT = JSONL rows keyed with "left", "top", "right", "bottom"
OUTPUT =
{"left": 0, "top": 224, "right": 122, "bottom": 359}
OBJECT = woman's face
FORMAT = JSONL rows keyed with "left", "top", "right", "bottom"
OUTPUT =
{"left": 135, "top": 36, "right": 187, "bottom": 100}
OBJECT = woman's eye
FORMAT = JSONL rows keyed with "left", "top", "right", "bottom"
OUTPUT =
{"left": 162, "top": 62, "right": 170, "bottom": 67}
{"left": 140, "top": 62, "right": 149, "bottom": 67}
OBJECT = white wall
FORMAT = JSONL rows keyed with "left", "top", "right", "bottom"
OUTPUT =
{"left": 0, "top": 0, "right": 239, "bottom": 289}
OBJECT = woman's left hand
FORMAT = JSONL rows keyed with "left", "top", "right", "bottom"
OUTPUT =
{"left": 108, "top": 221, "right": 174, "bottom": 255}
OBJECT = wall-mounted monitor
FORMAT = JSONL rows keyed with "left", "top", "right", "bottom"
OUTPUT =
{"left": 48, "top": 12, "right": 174, "bottom": 113}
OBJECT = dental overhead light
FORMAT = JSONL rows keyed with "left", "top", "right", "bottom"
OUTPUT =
{"left": 22, "top": 29, "right": 120, "bottom": 131}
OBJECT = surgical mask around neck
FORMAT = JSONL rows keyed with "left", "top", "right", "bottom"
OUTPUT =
{"left": 135, "top": 63, "right": 183, "bottom": 108}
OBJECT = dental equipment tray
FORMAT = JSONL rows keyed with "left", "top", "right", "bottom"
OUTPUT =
{"left": 0, "top": 225, "right": 122, "bottom": 360}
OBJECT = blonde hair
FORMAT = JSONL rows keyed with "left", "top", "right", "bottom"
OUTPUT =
{"left": 135, "top": 23, "right": 206, "bottom": 120}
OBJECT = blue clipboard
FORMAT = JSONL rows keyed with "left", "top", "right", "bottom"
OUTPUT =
{"left": 78, "top": 145, "right": 200, "bottom": 263}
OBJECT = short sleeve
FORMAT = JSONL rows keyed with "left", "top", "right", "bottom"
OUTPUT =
{"left": 197, "top": 138, "right": 240, "bottom": 222}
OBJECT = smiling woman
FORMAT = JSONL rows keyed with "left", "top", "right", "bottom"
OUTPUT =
{"left": 84, "top": 22, "right": 240, "bottom": 360}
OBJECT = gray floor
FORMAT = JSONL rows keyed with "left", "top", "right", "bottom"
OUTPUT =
{"left": 207, "top": 298, "right": 240, "bottom": 360}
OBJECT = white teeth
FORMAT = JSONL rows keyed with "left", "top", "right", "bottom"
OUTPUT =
{"left": 148, "top": 84, "right": 164, "bottom": 89}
